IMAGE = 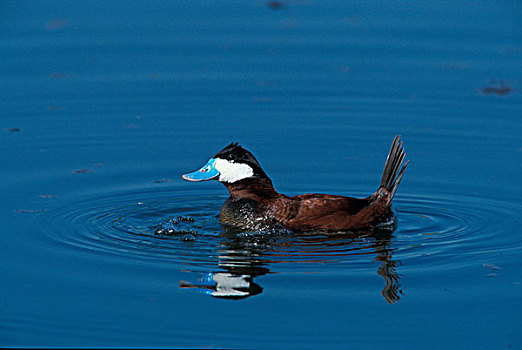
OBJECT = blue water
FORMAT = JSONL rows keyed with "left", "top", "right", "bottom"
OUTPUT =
{"left": 1, "top": 0, "right": 522, "bottom": 348}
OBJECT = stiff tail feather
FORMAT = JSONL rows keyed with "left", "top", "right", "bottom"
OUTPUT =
{"left": 380, "top": 135, "right": 409, "bottom": 201}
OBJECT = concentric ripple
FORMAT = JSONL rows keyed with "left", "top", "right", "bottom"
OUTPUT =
{"left": 33, "top": 188, "right": 226, "bottom": 269}
{"left": 394, "top": 193, "right": 522, "bottom": 270}
{"left": 31, "top": 187, "right": 522, "bottom": 275}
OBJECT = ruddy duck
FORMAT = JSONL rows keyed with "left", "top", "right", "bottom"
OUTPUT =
{"left": 182, "top": 136, "right": 409, "bottom": 232}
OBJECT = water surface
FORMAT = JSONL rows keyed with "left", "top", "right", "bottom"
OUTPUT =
{"left": 1, "top": 0, "right": 521, "bottom": 348}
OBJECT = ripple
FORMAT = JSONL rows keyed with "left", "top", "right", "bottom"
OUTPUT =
{"left": 33, "top": 188, "right": 226, "bottom": 269}
{"left": 31, "top": 187, "right": 522, "bottom": 275}
{"left": 394, "top": 193, "right": 522, "bottom": 270}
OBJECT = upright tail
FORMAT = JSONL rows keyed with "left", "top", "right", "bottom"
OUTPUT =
{"left": 380, "top": 135, "right": 409, "bottom": 202}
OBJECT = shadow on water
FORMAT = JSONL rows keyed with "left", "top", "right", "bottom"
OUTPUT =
{"left": 178, "top": 227, "right": 402, "bottom": 304}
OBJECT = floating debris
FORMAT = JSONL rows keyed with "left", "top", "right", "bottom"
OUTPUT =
{"left": 479, "top": 81, "right": 513, "bottom": 96}
{"left": 440, "top": 62, "right": 468, "bottom": 70}
{"left": 72, "top": 168, "right": 89, "bottom": 174}
{"left": 46, "top": 105, "right": 65, "bottom": 111}
{"left": 7, "top": 128, "right": 20, "bottom": 132}
{"left": 341, "top": 15, "right": 360, "bottom": 24}
{"left": 500, "top": 46, "right": 522, "bottom": 55}
{"left": 482, "top": 263, "right": 501, "bottom": 271}
{"left": 253, "top": 96, "right": 272, "bottom": 102}
{"left": 45, "top": 19, "right": 69, "bottom": 31}
{"left": 482, "top": 263, "right": 501, "bottom": 277}
{"left": 39, "top": 195, "right": 57, "bottom": 198}
{"left": 267, "top": 1, "right": 285, "bottom": 9}
{"left": 49, "top": 72, "right": 67, "bottom": 79}
{"left": 14, "top": 209, "right": 46, "bottom": 214}
{"left": 148, "top": 73, "right": 162, "bottom": 80}
{"left": 152, "top": 178, "right": 171, "bottom": 183}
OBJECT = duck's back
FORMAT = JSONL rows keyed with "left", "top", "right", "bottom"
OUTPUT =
{"left": 281, "top": 192, "right": 393, "bottom": 232}
{"left": 292, "top": 193, "right": 370, "bottom": 216}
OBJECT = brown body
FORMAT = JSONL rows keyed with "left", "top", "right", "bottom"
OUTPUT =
{"left": 220, "top": 178, "right": 394, "bottom": 232}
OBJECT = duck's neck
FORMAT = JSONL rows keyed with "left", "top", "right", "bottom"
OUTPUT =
{"left": 223, "top": 178, "right": 280, "bottom": 200}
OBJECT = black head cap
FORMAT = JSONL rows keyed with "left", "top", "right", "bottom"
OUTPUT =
{"left": 213, "top": 142, "right": 270, "bottom": 181}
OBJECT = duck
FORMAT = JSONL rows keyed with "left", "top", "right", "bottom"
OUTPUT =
{"left": 182, "top": 135, "right": 409, "bottom": 232}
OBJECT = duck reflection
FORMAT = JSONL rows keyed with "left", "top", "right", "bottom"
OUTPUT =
{"left": 179, "top": 228, "right": 402, "bottom": 304}
{"left": 374, "top": 231, "right": 403, "bottom": 304}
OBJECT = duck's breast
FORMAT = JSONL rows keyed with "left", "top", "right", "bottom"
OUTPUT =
{"left": 220, "top": 197, "right": 278, "bottom": 231}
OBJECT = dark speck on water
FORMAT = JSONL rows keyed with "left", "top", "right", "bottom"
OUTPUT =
{"left": 479, "top": 81, "right": 513, "bottom": 96}
{"left": 13, "top": 209, "right": 46, "bottom": 214}
{"left": 49, "top": 72, "right": 68, "bottom": 79}
{"left": 72, "top": 168, "right": 89, "bottom": 174}
{"left": 46, "top": 105, "right": 65, "bottom": 111}
{"left": 1, "top": 0, "right": 521, "bottom": 348}
{"left": 45, "top": 19, "right": 69, "bottom": 31}
{"left": 151, "top": 178, "right": 171, "bottom": 183}
{"left": 267, "top": 1, "right": 285, "bottom": 10}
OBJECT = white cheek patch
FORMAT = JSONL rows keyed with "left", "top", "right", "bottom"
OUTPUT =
{"left": 214, "top": 158, "right": 254, "bottom": 183}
